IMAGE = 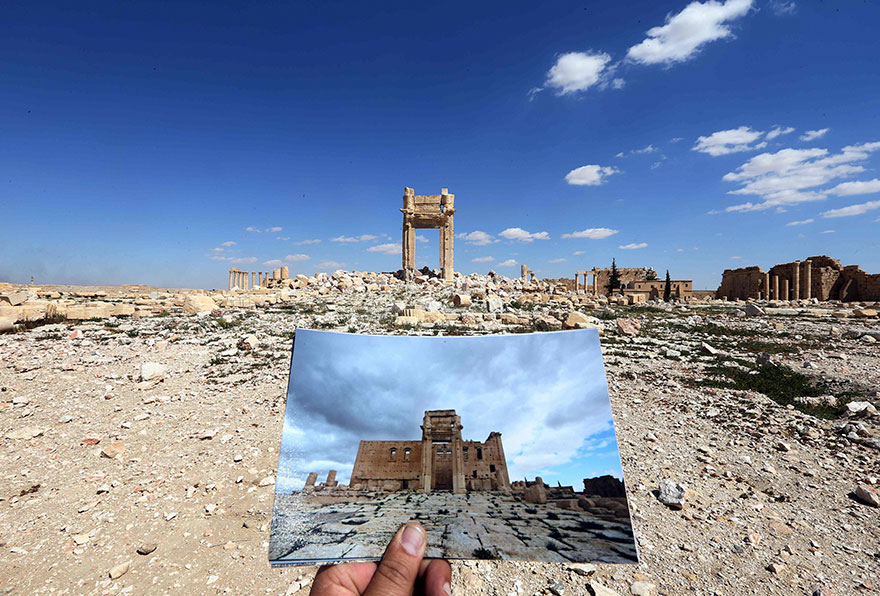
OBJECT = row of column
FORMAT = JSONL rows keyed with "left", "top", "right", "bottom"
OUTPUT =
{"left": 760, "top": 259, "right": 813, "bottom": 300}
{"left": 574, "top": 271, "right": 598, "bottom": 294}
{"left": 228, "top": 269, "right": 279, "bottom": 291}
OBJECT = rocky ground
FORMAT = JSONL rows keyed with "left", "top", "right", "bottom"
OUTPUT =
{"left": 269, "top": 492, "right": 637, "bottom": 565}
{"left": 1, "top": 273, "right": 878, "bottom": 596}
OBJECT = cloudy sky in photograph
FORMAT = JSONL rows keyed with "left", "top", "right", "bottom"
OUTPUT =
{"left": 276, "top": 329, "right": 621, "bottom": 492}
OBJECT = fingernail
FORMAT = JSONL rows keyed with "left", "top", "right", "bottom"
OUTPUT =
{"left": 443, "top": 581, "right": 452, "bottom": 596}
{"left": 400, "top": 524, "right": 425, "bottom": 556}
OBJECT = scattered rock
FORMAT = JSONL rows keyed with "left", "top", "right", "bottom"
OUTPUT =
{"left": 657, "top": 479, "right": 688, "bottom": 509}
{"left": 854, "top": 484, "right": 880, "bottom": 507}
{"left": 139, "top": 362, "right": 165, "bottom": 382}
{"left": 109, "top": 561, "right": 130, "bottom": 579}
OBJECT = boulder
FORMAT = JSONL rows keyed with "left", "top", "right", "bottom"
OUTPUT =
{"left": 183, "top": 294, "right": 217, "bottom": 315}
{"left": 453, "top": 294, "right": 472, "bottom": 308}
{"left": 745, "top": 303, "right": 765, "bottom": 316}
{"left": 616, "top": 318, "right": 641, "bottom": 336}
{"left": 140, "top": 362, "right": 166, "bottom": 382}
{"left": 657, "top": 479, "right": 688, "bottom": 509}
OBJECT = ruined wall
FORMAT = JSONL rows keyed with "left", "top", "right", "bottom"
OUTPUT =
{"left": 715, "top": 266, "right": 765, "bottom": 300}
{"left": 350, "top": 440, "right": 422, "bottom": 490}
{"left": 593, "top": 267, "right": 655, "bottom": 292}
{"left": 462, "top": 433, "right": 510, "bottom": 491}
{"left": 630, "top": 280, "right": 693, "bottom": 298}
{"left": 717, "top": 255, "right": 880, "bottom": 302}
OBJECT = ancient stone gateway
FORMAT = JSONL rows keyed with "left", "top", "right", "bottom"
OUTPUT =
{"left": 348, "top": 409, "right": 510, "bottom": 494}
{"left": 401, "top": 187, "right": 455, "bottom": 281}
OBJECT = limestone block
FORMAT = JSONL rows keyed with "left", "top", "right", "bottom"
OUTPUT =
{"left": 0, "top": 317, "right": 14, "bottom": 332}
{"left": 183, "top": 295, "right": 217, "bottom": 315}
{"left": 110, "top": 304, "right": 136, "bottom": 317}
{"left": 524, "top": 484, "right": 547, "bottom": 504}
{"left": 453, "top": 294, "right": 472, "bottom": 307}
{"left": 486, "top": 295, "right": 503, "bottom": 313}
{"left": 0, "top": 292, "right": 28, "bottom": 306}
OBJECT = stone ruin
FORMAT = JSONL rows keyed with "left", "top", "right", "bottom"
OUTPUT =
{"left": 401, "top": 187, "right": 455, "bottom": 282}
{"left": 571, "top": 267, "right": 693, "bottom": 303}
{"left": 716, "top": 255, "right": 880, "bottom": 302}
{"left": 228, "top": 266, "right": 291, "bottom": 291}
{"left": 304, "top": 409, "right": 511, "bottom": 494}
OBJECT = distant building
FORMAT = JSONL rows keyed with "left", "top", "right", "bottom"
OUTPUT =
{"left": 716, "top": 255, "right": 880, "bottom": 301}
{"left": 349, "top": 410, "right": 511, "bottom": 494}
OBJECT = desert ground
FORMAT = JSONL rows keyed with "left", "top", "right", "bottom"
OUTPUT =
{"left": 1, "top": 271, "right": 878, "bottom": 596}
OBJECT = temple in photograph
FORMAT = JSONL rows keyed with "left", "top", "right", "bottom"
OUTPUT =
{"left": 348, "top": 409, "right": 511, "bottom": 493}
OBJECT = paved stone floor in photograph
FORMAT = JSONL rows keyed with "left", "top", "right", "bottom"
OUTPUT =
{"left": 269, "top": 491, "right": 638, "bottom": 565}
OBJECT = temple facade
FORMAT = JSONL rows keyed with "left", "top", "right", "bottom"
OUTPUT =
{"left": 349, "top": 409, "right": 511, "bottom": 493}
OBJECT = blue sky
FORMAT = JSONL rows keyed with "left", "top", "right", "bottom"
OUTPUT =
{"left": 276, "top": 329, "right": 622, "bottom": 492}
{"left": 2, "top": 1, "right": 879, "bottom": 289}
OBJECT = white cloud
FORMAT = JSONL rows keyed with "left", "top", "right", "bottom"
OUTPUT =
{"left": 651, "top": 160, "right": 663, "bottom": 170}
{"left": 564, "top": 164, "right": 619, "bottom": 186}
{"left": 618, "top": 242, "right": 648, "bottom": 250}
{"left": 632, "top": 144, "right": 656, "bottom": 154}
{"left": 822, "top": 200, "right": 880, "bottom": 218}
{"left": 769, "top": 1, "right": 797, "bottom": 16}
{"left": 366, "top": 243, "right": 401, "bottom": 254}
{"left": 209, "top": 255, "right": 258, "bottom": 265}
{"left": 544, "top": 51, "right": 612, "bottom": 95}
{"left": 721, "top": 142, "right": 880, "bottom": 211}
{"left": 267, "top": 226, "right": 283, "bottom": 233}
{"left": 786, "top": 218, "right": 814, "bottom": 226}
{"left": 499, "top": 227, "right": 550, "bottom": 242}
{"left": 285, "top": 254, "right": 310, "bottom": 262}
{"left": 731, "top": 255, "right": 742, "bottom": 259}
{"left": 331, "top": 234, "right": 378, "bottom": 243}
{"left": 455, "top": 231, "right": 497, "bottom": 246}
{"left": 416, "top": 234, "right": 429, "bottom": 243}
{"left": 276, "top": 236, "right": 290, "bottom": 241}
{"left": 611, "top": 78, "right": 625, "bottom": 89}
{"left": 209, "top": 247, "right": 225, "bottom": 253}
{"left": 827, "top": 178, "right": 880, "bottom": 196}
{"left": 821, "top": 229, "right": 836, "bottom": 234}
{"left": 766, "top": 126, "right": 795, "bottom": 140}
{"left": 693, "top": 126, "right": 766, "bottom": 156}
{"left": 573, "top": 250, "right": 586, "bottom": 256}
{"left": 263, "top": 259, "right": 283, "bottom": 267}
{"left": 245, "top": 226, "right": 261, "bottom": 233}
{"left": 221, "top": 241, "right": 236, "bottom": 247}
{"left": 562, "top": 227, "right": 619, "bottom": 239}
{"left": 548, "top": 258, "right": 567, "bottom": 263}
{"left": 472, "top": 256, "right": 495, "bottom": 263}
{"left": 615, "top": 151, "right": 625, "bottom": 158}
{"left": 498, "top": 259, "right": 518, "bottom": 267}
{"left": 800, "top": 128, "right": 829, "bottom": 141}
{"left": 316, "top": 260, "right": 344, "bottom": 270}
{"left": 294, "top": 239, "right": 322, "bottom": 245}
{"left": 626, "top": 0, "right": 753, "bottom": 65}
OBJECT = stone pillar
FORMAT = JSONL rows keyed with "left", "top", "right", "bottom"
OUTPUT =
{"left": 524, "top": 265, "right": 530, "bottom": 281}
{"left": 763, "top": 273, "right": 770, "bottom": 301}
{"left": 792, "top": 261, "right": 801, "bottom": 300}
{"left": 273, "top": 268, "right": 281, "bottom": 280}
{"left": 772, "top": 275, "right": 779, "bottom": 301}
{"left": 442, "top": 189, "right": 454, "bottom": 282}
{"left": 592, "top": 274, "right": 598, "bottom": 296}
{"left": 420, "top": 438, "right": 432, "bottom": 493}
{"left": 782, "top": 278, "right": 790, "bottom": 301}
{"left": 452, "top": 435, "right": 466, "bottom": 494}
{"left": 803, "top": 260, "right": 812, "bottom": 300}
{"left": 229, "top": 269, "right": 234, "bottom": 291}
{"left": 325, "top": 470, "right": 337, "bottom": 488}
{"left": 305, "top": 472, "right": 317, "bottom": 487}
{"left": 281, "top": 266, "right": 289, "bottom": 279}
{"left": 251, "top": 272, "right": 255, "bottom": 289}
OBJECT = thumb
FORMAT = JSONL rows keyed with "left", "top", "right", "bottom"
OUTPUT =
{"left": 364, "top": 522, "right": 426, "bottom": 596}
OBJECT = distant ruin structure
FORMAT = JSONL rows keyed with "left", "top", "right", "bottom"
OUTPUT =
{"left": 228, "top": 266, "right": 293, "bottom": 290}
{"left": 716, "top": 255, "right": 880, "bottom": 302}
{"left": 573, "top": 267, "right": 692, "bottom": 301}
{"left": 401, "top": 187, "right": 455, "bottom": 282}
{"left": 348, "top": 409, "right": 510, "bottom": 494}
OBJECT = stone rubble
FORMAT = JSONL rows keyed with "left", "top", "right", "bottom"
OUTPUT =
{"left": 0, "top": 274, "right": 878, "bottom": 595}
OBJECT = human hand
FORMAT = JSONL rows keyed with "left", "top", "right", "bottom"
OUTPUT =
{"left": 308, "top": 522, "right": 451, "bottom": 596}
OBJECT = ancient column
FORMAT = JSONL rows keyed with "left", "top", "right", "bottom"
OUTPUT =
{"left": 251, "top": 272, "right": 255, "bottom": 289}
{"left": 803, "top": 260, "right": 812, "bottom": 300}
{"left": 305, "top": 472, "right": 318, "bottom": 487}
{"left": 592, "top": 273, "right": 598, "bottom": 296}
{"left": 763, "top": 273, "right": 770, "bottom": 301}
{"left": 452, "top": 434, "right": 466, "bottom": 494}
{"left": 325, "top": 470, "right": 337, "bottom": 487}
{"left": 524, "top": 265, "right": 530, "bottom": 281}
{"left": 281, "top": 266, "right": 289, "bottom": 279}
{"left": 772, "top": 275, "right": 779, "bottom": 301}
{"left": 782, "top": 278, "right": 790, "bottom": 301}
{"left": 273, "top": 268, "right": 281, "bottom": 280}
{"left": 229, "top": 269, "right": 234, "bottom": 291}
{"left": 792, "top": 261, "right": 801, "bottom": 300}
